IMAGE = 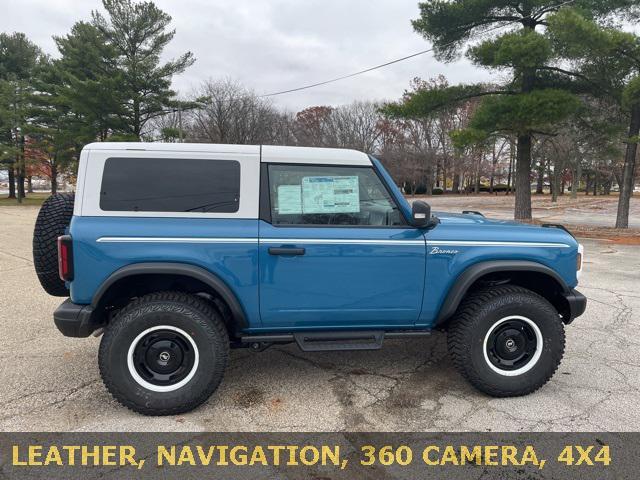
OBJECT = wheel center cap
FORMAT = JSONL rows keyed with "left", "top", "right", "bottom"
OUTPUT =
{"left": 159, "top": 351, "right": 171, "bottom": 362}
{"left": 505, "top": 338, "right": 517, "bottom": 351}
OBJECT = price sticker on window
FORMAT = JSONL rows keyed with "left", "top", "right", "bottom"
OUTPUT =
{"left": 301, "top": 176, "right": 360, "bottom": 214}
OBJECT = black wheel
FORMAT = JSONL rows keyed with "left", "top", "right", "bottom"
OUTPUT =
{"left": 447, "top": 285, "right": 565, "bottom": 397}
{"left": 32, "top": 193, "right": 75, "bottom": 296}
{"left": 99, "top": 292, "right": 229, "bottom": 415}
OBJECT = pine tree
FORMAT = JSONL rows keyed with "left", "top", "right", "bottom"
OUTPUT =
{"left": 384, "top": 0, "right": 637, "bottom": 220}
{"left": 54, "top": 21, "right": 124, "bottom": 142}
{"left": 91, "top": 0, "right": 195, "bottom": 139}
{"left": 547, "top": 7, "right": 640, "bottom": 227}
{"left": 0, "top": 32, "right": 42, "bottom": 201}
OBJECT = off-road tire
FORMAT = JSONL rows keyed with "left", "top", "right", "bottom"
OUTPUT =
{"left": 447, "top": 285, "right": 565, "bottom": 397}
{"left": 32, "top": 193, "right": 75, "bottom": 296}
{"left": 99, "top": 292, "right": 229, "bottom": 415}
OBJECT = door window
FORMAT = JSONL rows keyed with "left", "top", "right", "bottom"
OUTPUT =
{"left": 267, "top": 164, "right": 405, "bottom": 226}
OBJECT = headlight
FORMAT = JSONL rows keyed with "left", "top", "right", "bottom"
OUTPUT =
{"left": 576, "top": 244, "right": 584, "bottom": 280}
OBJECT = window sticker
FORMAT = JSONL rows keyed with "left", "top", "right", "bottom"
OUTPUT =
{"left": 301, "top": 176, "right": 360, "bottom": 214}
{"left": 277, "top": 185, "right": 302, "bottom": 214}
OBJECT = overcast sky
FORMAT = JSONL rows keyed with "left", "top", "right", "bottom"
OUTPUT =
{"left": 0, "top": 0, "right": 540, "bottom": 111}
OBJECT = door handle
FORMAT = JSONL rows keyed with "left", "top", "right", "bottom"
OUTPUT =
{"left": 268, "top": 247, "right": 306, "bottom": 256}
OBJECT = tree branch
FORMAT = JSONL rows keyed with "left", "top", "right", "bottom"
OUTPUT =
{"left": 538, "top": 66, "right": 611, "bottom": 93}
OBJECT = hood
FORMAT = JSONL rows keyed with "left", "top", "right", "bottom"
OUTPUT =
{"left": 430, "top": 211, "right": 578, "bottom": 246}
{"left": 434, "top": 211, "right": 539, "bottom": 227}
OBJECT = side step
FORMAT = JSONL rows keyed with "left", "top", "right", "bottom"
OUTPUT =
{"left": 238, "top": 330, "right": 432, "bottom": 352}
{"left": 294, "top": 331, "right": 384, "bottom": 352}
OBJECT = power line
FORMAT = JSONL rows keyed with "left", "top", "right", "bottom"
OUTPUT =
{"left": 259, "top": 0, "right": 576, "bottom": 98}
{"left": 260, "top": 49, "right": 433, "bottom": 97}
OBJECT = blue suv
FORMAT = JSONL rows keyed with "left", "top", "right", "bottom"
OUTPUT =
{"left": 32, "top": 143, "right": 586, "bottom": 415}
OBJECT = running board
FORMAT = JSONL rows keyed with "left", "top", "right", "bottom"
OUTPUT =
{"left": 294, "top": 331, "right": 385, "bottom": 351}
{"left": 238, "top": 330, "right": 432, "bottom": 352}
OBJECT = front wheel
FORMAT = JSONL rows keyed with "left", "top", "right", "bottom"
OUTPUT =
{"left": 99, "top": 292, "right": 229, "bottom": 415}
{"left": 447, "top": 285, "right": 565, "bottom": 397}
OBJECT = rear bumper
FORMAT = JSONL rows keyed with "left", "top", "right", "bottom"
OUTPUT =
{"left": 53, "top": 299, "right": 96, "bottom": 337}
{"left": 562, "top": 288, "right": 587, "bottom": 324}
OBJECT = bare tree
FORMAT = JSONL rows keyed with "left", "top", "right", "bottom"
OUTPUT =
{"left": 189, "top": 79, "right": 285, "bottom": 145}
{"left": 327, "top": 101, "right": 381, "bottom": 153}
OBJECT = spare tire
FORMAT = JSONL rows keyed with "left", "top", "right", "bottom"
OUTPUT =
{"left": 33, "top": 193, "right": 75, "bottom": 296}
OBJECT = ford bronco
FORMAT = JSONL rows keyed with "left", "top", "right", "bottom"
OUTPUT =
{"left": 33, "top": 143, "right": 586, "bottom": 415}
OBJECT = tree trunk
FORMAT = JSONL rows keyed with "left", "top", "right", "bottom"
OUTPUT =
{"left": 490, "top": 146, "right": 497, "bottom": 194}
{"left": 17, "top": 135, "right": 26, "bottom": 202}
{"left": 8, "top": 165, "right": 16, "bottom": 199}
{"left": 546, "top": 157, "right": 553, "bottom": 196}
{"left": 552, "top": 163, "right": 561, "bottom": 203}
{"left": 442, "top": 165, "right": 447, "bottom": 194}
{"left": 507, "top": 138, "right": 515, "bottom": 195}
{"left": 603, "top": 175, "right": 611, "bottom": 195}
{"left": 584, "top": 172, "right": 591, "bottom": 195}
{"left": 18, "top": 174, "right": 26, "bottom": 199}
{"left": 425, "top": 174, "right": 433, "bottom": 195}
{"left": 613, "top": 168, "right": 623, "bottom": 191}
{"left": 16, "top": 153, "right": 24, "bottom": 204}
{"left": 514, "top": 134, "right": 532, "bottom": 220}
{"left": 536, "top": 158, "right": 545, "bottom": 194}
{"left": 593, "top": 169, "right": 598, "bottom": 196}
{"left": 615, "top": 104, "right": 640, "bottom": 228}
{"left": 51, "top": 164, "right": 58, "bottom": 195}
{"left": 515, "top": 52, "right": 535, "bottom": 217}
{"left": 27, "top": 176, "right": 33, "bottom": 193}
{"left": 452, "top": 173, "right": 460, "bottom": 194}
{"left": 133, "top": 98, "right": 141, "bottom": 140}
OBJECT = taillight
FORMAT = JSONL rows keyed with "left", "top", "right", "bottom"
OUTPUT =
{"left": 57, "top": 235, "right": 74, "bottom": 282}
{"left": 576, "top": 243, "right": 584, "bottom": 280}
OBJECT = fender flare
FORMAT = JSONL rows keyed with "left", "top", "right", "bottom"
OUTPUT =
{"left": 92, "top": 262, "right": 248, "bottom": 330}
{"left": 434, "top": 260, "right": 569, "bottom": 326}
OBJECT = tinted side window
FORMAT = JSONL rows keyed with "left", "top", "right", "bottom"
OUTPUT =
{"left": 100, "top": 157, "right": 240, "bottom": 213}
{"left": 267, "top": 164, "right": 405, "bottom": 226}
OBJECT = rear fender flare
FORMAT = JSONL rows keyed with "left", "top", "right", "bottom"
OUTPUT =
{"left": 91, "top": 262, "right": 248, "bottom": 330}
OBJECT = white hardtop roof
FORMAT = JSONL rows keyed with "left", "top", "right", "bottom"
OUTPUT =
{"left": 83, "top": 142, "right": 371, "bottom": 165}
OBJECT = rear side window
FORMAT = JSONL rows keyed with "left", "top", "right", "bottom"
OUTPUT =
{"left": 100, "top": 157, "right": 240, "bottom": 213}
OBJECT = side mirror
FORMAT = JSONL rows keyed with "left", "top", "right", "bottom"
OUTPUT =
{"left": 411, "top": 200, "right": 432, "bottom": 228}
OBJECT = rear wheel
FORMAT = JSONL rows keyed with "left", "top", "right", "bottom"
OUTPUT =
{"left": 447, "top": 285, "right": 565, "bottom": 397}
{"left": 99, "top": 292, "right": 229, "bottom": 415}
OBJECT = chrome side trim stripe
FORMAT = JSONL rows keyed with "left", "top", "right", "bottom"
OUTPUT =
{"left": 427, "top": 240, "right": 571, "bottom": 248}
{"left": 259, "top": 238, "right": 425, "bottom": 245}
{"left": 96, "top": 237, "right": 570, "bottom": 248}
{"left": 96, "top": 237, "right": 257, "bottom": 243}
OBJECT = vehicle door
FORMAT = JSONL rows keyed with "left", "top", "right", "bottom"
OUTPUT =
{"left": 258, "top": 161, "right": 426, "bottom": 328}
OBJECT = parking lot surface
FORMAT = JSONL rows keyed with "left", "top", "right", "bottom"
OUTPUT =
{"left": 1, "top": 206, "right": 638, "bottom": 432}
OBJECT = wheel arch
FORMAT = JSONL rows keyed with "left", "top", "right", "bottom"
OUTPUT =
{"left": 91, "top": 262, "right": 248, "bottom": 335}
{"left": 434, "top": 260, "right": 571, "bottom": 327}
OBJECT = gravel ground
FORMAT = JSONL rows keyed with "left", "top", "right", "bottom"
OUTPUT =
{"left": 0, "top": 205, "right": 638, "bottom": 432}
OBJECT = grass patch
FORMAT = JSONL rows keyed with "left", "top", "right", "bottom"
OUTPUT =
{"left": 0, "top": 192, "right": 50, "bottom": 207}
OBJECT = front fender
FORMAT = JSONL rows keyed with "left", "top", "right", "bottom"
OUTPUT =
{"left": 432, "top": 260, "right": 570, "bottom": 326}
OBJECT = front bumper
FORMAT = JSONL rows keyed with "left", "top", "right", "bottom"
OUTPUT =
{"left": 562, "top": 288, "right": 587, "bottom": 324}
{"left": 53, "top": 299, "right": 96, "bottom": 337}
